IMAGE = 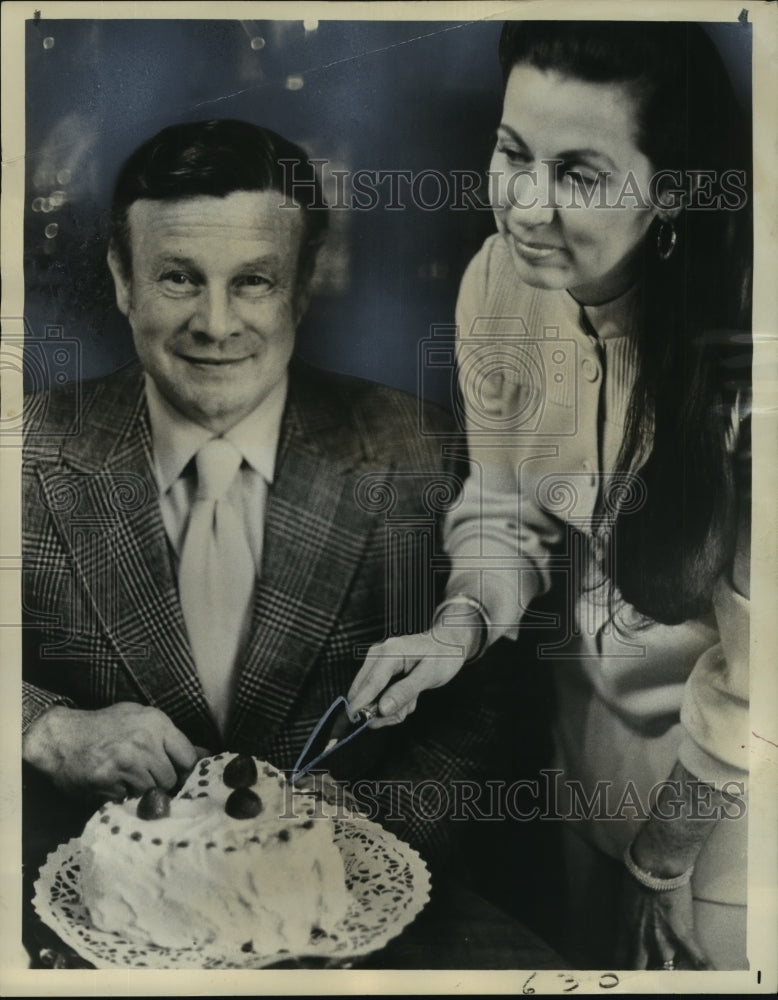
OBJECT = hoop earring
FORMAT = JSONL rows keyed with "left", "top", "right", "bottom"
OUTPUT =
{"left": 656, "top": 219, "right": 677, "bottom": 261}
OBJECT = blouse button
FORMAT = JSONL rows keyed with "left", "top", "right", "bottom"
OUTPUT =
{"left": 581, "top": 358, "right": 600, "bottom": 382}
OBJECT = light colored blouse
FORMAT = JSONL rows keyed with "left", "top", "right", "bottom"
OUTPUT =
{"left": 444, "top": 232, "right": 749, "bottom": 804}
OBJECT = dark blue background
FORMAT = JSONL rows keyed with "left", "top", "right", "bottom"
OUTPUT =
{"left": 23, "top": 18, "right": 751, "bottom": 406}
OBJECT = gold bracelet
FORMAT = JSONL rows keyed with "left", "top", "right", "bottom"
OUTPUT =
{"left": 623, "top": 843, "right": 694, "bottom": 892}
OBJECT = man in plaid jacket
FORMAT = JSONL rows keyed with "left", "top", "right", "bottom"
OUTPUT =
{"left": 21, "top": 120, "right": 498, "bottom": 867}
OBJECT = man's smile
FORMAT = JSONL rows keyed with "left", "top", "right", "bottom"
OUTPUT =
{"left": 178, "top": 354, "right": 254, "bottom": 366}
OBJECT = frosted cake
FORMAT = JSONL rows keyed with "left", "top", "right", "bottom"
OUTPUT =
{"left": 78, "top": 753, "right": 350, "bottom": 952}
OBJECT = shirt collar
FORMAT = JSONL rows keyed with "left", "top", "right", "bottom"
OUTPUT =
{"left": 224, "top": 375, "right": 287, "bottom": 483}
{"left": 144, "top": 373, "right": 288, "bottom": 494}
{"left": 567, "top": 282, "right": 641, "bottom": 343}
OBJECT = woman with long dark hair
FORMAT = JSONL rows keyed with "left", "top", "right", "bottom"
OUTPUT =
{"left": 349, "top": 20, "right": 752, "bottom": 969}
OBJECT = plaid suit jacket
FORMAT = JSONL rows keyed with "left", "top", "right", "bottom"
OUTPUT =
{"left": 22, "top": 360, "right": 502, "bottom": 864}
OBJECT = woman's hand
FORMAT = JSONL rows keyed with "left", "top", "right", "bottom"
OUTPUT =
{"left": 346, "top": 618, "right": 481, "bottom": 728}
{"left": 618, "top": 877, "right": 712, "bottom": 970}
{"left": 617, "top": 759, "right": 723, "bottom": 970}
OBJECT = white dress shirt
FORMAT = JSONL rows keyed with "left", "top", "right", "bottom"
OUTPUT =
{"left": 144, "top": 373, "right": 287, "bottom": 577}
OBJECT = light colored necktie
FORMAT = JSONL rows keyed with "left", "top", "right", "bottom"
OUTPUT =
{"left": 178, "top": 438, "right": 255, "bottom": 734}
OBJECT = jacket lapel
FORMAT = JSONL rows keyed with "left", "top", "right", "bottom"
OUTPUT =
{"left": 228, "top": 366, "right": 382, "bottom": 751}
{"left": 38, "top": 362, "right": 385, "bottom": 752}
{"left": 40, "top": 365, "right": 219, "bottom": 747}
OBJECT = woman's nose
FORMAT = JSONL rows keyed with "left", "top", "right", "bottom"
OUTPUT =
{"left": 503, "top": 163, "right": 557, "bottom": 228}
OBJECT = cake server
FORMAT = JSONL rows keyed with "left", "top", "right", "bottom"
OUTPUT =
{"left": 290, "top": 695, "right": 379, "bottom": 783}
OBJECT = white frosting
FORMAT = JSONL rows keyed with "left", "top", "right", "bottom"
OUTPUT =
{"left": 79, "top": 754, "right": 350, "bottom": 952}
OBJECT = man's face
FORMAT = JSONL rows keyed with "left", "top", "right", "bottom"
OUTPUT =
{"left": 109, "top": 190, "right": 308, "bottom": 434}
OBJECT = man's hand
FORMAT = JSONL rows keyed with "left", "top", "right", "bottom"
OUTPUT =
{"left": 22, "top": 702, "right": 204, "bottom": 802}
{"left": 347, "top": 629, "right": 474, "bottom": 729}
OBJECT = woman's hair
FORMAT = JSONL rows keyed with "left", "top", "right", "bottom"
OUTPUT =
{"left": 499, "top": 21, "right": 752, "bottom": 625}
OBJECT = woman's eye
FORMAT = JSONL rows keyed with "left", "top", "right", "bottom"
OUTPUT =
{"left": 496, "top": 143, "right": 529, "bottom": 165}
{"left": 564, "top": 169, "right": 601, "bottom": 188}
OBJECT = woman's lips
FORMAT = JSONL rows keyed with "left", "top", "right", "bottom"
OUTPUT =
{"left": 510, "top": 235, "right": 566, "bottom": 261}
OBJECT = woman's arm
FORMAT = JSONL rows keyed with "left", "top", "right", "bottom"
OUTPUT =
{"left": 620, "top": 468, "right": 751, "bottom": 970}
{"left": 619, "top": 760, "right": 725, "bottom": 970}
{"left": 348, "top": 246, "right": 561, "bottom": 722}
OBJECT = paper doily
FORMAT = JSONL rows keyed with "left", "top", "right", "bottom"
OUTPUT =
{"left": 33, "top": 815, "right": 431, "bottom": 969}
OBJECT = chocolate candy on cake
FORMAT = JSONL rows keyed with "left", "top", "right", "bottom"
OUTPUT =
{"left": 136, "top": 787, "right": 171, "bottom": 820}
{"left": 225, "top": 787, "right": 263, "bottom": 819}
{"left": 222, "top": 753, "right": 258, "bottom": 788}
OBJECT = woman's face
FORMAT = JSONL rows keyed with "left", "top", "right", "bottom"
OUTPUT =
{"left": 490, "top": 63, "right": 661, "bottom": 305}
